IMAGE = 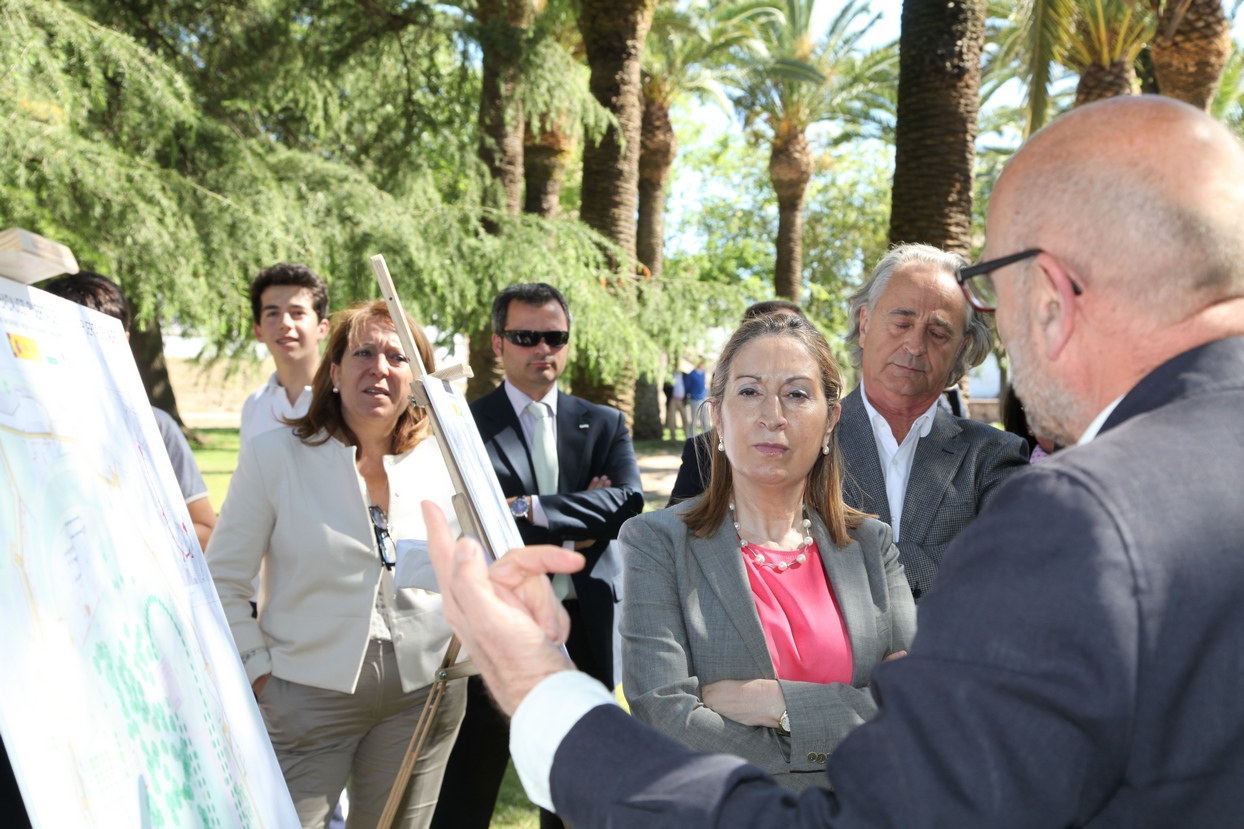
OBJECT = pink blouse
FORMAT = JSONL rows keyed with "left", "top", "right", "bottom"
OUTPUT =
{"left": 741, "top": 541, "right": 853, "bottom": 685}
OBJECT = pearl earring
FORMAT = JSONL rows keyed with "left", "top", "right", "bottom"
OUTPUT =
{"left": 822, "top": 441, "right": 830, "bottom": 455}
{"left": 332, "top": 386, "right": 339, "bottom": 393}
{"left": 717, "top": 437, "right": 724, "bottom": 451}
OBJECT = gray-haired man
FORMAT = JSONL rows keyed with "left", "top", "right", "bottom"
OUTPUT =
{"left": 839, "top": 243, "right": 1029, "bottom": 599}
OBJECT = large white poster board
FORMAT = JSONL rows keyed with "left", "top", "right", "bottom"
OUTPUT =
{"left": 0, "top": 277, "right": 297, "bottom": 827}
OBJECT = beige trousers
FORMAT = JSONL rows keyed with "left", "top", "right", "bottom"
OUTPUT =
{"left": 258, "top": 639, "right": 467, "bottom": 829}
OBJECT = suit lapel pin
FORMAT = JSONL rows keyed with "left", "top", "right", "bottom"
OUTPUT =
{"left": 579, "top": 423, "right": 589, "bottom": 429}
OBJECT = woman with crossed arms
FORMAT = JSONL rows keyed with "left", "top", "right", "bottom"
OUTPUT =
{"left": 620, "top": 314, "right": 916, "bottom": 790}
{"left": 208, "top": 300, "right": 464, "bottom": 827}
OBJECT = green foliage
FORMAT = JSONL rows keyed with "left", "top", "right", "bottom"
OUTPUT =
{"left": 519, "top": 3, "right": 617, "bottom": 147}
{"left": 1212, "top": 39, "right": 1244, "bottom": 136}
{"left": 986, "top": 0, "right": 1078, "bottom": 136}
{"left": 731, "top": 0, "right": 897, "bottom": 143}
{"left": 3, "top": 0, "right": 731, "bottom": 388}
{"left": 666, "top": 108, "right": 892, "bottom": 352}
{"left": 644, "top": 0, "right": 781, "bottom": 111}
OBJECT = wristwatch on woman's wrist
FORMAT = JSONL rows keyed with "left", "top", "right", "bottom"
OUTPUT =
{"left": 777, "top": 709, "right": 790, "bottom": 735}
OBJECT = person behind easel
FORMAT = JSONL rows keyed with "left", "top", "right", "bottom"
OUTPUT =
{"left": 431, "top": 282, "right": 645, "bottom": 829}
{"left": 206, "top": 300, "right": 466, "bottom": 829}
{"left": 41, "top": 272, "right": 218, "bottom": 552}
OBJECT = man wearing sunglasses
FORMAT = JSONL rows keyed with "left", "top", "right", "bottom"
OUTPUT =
{"left": 423, "top": 96, "right": 1244, "bottom": 829}
{"left": 431, "top": 282, "right": 644, "bottom": 829}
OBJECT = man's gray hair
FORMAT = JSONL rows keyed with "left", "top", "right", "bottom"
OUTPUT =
{"left": 845, "top": 243, "right": 994, "bottom": 387}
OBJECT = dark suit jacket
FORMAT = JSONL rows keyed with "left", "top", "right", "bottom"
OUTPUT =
{"left": 838, "top": 387, "right": 1029, "bottom": 599}
{"left": 470, "top": 384, "right": 644, "bottom": 683}
{"left": 546, "top": 336, "right": 1244, "bottom": 828}
{"left": 667, "top": 390, "right": 1028, "bottom": 599}
{"left": 667, "top": 434, "right": 712, "bottom": 507}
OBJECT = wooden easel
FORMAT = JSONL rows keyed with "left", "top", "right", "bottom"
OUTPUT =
{"left": 370, "top": 255, "right": 505, "bottom": 829}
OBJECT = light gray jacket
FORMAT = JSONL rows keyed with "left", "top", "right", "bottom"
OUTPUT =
{"left": 619, "top": 501, "right": 916, "bottom": 790}
{"left": 206, "top": 428, "right": 460, "bottom": 695}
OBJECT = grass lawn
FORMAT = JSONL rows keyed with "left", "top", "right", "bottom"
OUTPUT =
{"left": 190, "top": 427, "right": 242, "bottom": 510}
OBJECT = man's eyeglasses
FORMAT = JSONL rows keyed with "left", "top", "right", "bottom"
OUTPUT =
{"left": 501, "top": 330, "right": 570, "bottom": 348}
{"left": 369, "top": 505, "right": 395, "bottom": 571}
{"left": 956, "top": 248, "right": 1081, "bottom": 312}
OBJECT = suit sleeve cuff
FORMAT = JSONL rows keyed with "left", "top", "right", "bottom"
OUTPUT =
{"left": 530, "top": 495, "right": 550, "bottom": 528}
{"left": 510, "top": 670, "right": 618, "bottom": 811}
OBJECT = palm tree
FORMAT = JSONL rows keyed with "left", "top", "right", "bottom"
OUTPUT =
{"left": 733, "top": 0, "right": 895, "bottom": 300}
{"left": 988, "top": 0, "right": 1077, "bottom": 137}
{"left": 466, "top": 0, "right": 531, "bottom": 399}
{"left": 991, "top": 0, "right": 1229, "bottom": 135}
{"left": 1064, "top": 0, "right": 1155, "bottom": 105}
{"left": 519, "top": 0, "right": 614, "bottom": 218}
{"left": 577, "top": 0, "right": 658, "bottom": 263}
{"left": 889, "top": 0, "right": 986, "bottom": 256}
{"left": 638, "top": 0, "right": 778, "bottom": 279}
{"left": 1151, "top": 0, "right": 1234, "bottom": 110}
{"left": 475, "top": 0, "right": 532, "bottom": 215}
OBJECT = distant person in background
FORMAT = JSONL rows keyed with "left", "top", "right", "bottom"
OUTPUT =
{"left": 683, "top": 356, "right": 709, "bottom": 436}
{"left": 240, "top": 263, "right": 330, "bottom": 448}
{"left": 668, "top": 301, "right": 806, "bottom": 506}
{"left": 207, "top": 301, "right": 465, "bottom": 829}
{"left": 42, "top": 272, "right": 217, "bottom": 550}
{"left": 1002, "top": 386, "right": 1057, "bottom": 463}
{"left": 664, "top": 369, "right": 688, "bottom": 442}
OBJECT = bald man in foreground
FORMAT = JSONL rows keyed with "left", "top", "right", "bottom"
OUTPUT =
{"left": 423, "top": 95, "right": 1244, "bottom": 828}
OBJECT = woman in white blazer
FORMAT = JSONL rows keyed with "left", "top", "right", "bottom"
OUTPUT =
{"left": 620, "top": 314, "right": 917, "bottom": 791}
{"left": 207, "top": 300, "right": 464, "bottom": 829}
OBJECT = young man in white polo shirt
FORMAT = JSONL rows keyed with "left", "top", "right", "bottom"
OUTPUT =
{"left": 239, "top": 263, "right": 330, "bottom": 447}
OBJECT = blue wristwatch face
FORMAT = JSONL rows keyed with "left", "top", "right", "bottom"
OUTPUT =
{"left": 511, "top": 496, "right": 528, "bottom": 517}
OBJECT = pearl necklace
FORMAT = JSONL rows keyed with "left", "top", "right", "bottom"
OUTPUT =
{"left": 729, "top": 502, "right": 814, "bottom": 572}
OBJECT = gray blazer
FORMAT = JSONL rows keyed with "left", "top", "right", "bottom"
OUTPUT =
{"left": 838, "top": 388, "right": 1029, "bottom": 600}
{"left": 619, "top": 501, "right": 916, "bottom": 790}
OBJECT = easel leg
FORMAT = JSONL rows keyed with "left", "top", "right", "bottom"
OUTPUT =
{"left": 376, "top": 637, "right": 474, "bottom": 829}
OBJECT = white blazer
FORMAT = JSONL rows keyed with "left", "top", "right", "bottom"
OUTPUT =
{"left": 206, "top": 428, "right": 459, "bottom": 694}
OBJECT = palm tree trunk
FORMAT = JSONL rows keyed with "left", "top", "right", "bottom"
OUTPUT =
{"left": 477, "top": 0, "right": 528, "bottom": 214}
{"left": 1152, "top": 0, "right": 1233, "bottom": 111}
{"left": 577, "top": 0, "right": 656, "bottom": 263}
{"left": 888, "top": 0, "right": 985, "bottom": 256}
{"left": 466, "top": 327, "right": 506, "bottom": 401}
{"left": 570, "top": 362, "right": 637, "bottom": 432}
{"left": 1075, "top": 60, "right": 1137, "bottom": 106}
{"left": 523, "top": 119, "right": 575, "bottom": 217}
{"left": 472, "top": 0, "right": 528, "bottom": 391}
{"left": 575, "top": 0, "right": 656, "bottom": 426}
{"left": 769, "top": 130, "right": 812, "bottom": 301}
{"left": 637, "top": 93, "right": 676, "bottom": 279}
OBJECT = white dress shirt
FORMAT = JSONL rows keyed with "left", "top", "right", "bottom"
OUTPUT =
{"left": 502, "top": 380, "right": 559, "bottom": 528}
{"left": 239, "top": 372, "right": 313, "bottom": 448}
{"left": 502, "top": 380, "right": 579, "bottom": 599}
{"left": 1077, "top": 396, "right": 1124, "bottom": 445}
{"left": 511, "top": 670, "right": 617, "bottom": 811}
{"left": 859, "top": 380, "right": 940, "bottom": 543}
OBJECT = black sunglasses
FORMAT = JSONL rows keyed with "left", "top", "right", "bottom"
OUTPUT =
{"left": 956, "top": 248, "right": 1082, "bottom": 312}
{"left": 501, "top": 329, "right": 570, "bottom": 348}
{"left": 369, "top": 505, "right": 396, "bottom": 571}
